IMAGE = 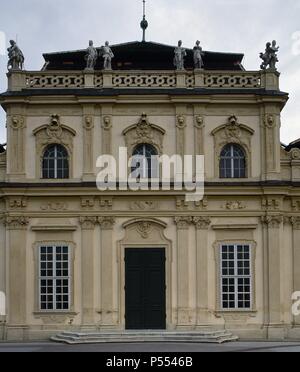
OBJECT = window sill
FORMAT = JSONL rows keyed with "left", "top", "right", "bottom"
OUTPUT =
{"left": 215, "top": 310, "right": 257, "bottom": 319}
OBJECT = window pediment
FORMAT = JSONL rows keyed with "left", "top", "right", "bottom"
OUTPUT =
{"left": 123, "top": 113, "right": 165, "bottom": 154}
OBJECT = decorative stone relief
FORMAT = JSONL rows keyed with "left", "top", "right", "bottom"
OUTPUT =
{"left": 4, "top": 216, "right": 29, "bottom": 230}
{"left": 176, "top": 197, "right": 188, "bottom": 211}
{"left": 33, "top": 114, "right": 76, "bottom": 177}
{"left": 262, "top": 197, "right": 281, "bottom": 211}
{"left": 223, "top": 201, "right": 246, "bottom": 210}
{"left": 98, "top": 217, "right": 115, "bottom": 230}
{"left": 9, "top": 115, "right": 26, "bottom": 174}
{"left": 83, "top": 115, "right": 94, "bottom": 130}
{"left": 193, "top": 217, "right": 211, "bottom": 230}
{"left": 123, "top": 113, "right": 165, "bottom": 155}
{"left": 194, "top": 196, "right": 208, "bottom": 210}
{"left": 79, "top": 216, "right": 97, "bottom": 230}
{"left": 264, "top": 114, "right": 276, "bottom": 129}
{"left": 136, "top": 221, "right": 153, "bottom": 239}
{"left": 99, "top": 198, "right": 113, "bottom": 211}
{"left": 102, "top": 116, "right": 112, "bottom": 155}
{"left": 81, "top": 197, "right": 95, "bottom": 210}
{"left": 40, "top": 202, "right": 68, "bottom": 211}
{"left": 174, "top": 216, "right": 193, "bottom": 229}
{"left": 130, "top": 200, "right": 157, "bottom": 211}
{"left": 10, "top": 115, "right": 25, "bottom": 130}
{"left": 292, "top": 200, "right": 300, "bottom": 212}
{"left": 262, "top": 215, "right": 283, "bottom": 228}
{"left": 194, "top": 115, "right": 205, "bottom": 155}
{"left": 290, "top": 148, "right": 300, "bottom": 161}
{"left": 8, "top": 197, "right": 27, "bottom": 210}
{"left": 211, "top": 115, "right": 254, "bottom": 177}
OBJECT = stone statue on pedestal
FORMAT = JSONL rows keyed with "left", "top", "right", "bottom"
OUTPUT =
{"left": 193, "top": 40, "right": 204, "bottom": 69}
{"left": 7, "top": 40, "right": 24, "bottom": 71}
{"left": 174, "top": 40, "right": 186, "bottom": 70}
{"left": 260, "top": 40, "right": 279, "bottom": 70}
{"left": 100, "top": 41, "right": 114, "bottom": 70}
{"left": 85, "top": 40, "right": 98, "bottom": 70}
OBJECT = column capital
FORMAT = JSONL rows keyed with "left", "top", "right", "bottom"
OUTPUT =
{"left": 98, "top": 216, "right": 115, "bottom": 230}
{"left": 193, "top": 216, "right": 211, "bottom": 230}
{"left": 4, "top": 216, "right": 29, "bottom": 230}
{"left": 262, "top": 215, "right": 283, "bottom": 229}
{"left": 291, "top": 216, "right": 300, "bottom": 230}
{"left": 174, "top": 216, "right": 193, "bottom": 230}
{"left": 79, "top": 216, "right": 97, "bottom": 230}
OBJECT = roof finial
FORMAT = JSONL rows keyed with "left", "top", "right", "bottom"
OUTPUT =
{"left": 140, "top": 0, "right": 148, "bottom": 42}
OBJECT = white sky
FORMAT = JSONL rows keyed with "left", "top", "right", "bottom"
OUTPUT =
{"left": 0, "top": 0, "right": 300, "bottom": 145}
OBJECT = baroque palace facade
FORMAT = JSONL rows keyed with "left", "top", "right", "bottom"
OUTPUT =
{"left": 0, "top": 38, "right": 300, "bottom": 342}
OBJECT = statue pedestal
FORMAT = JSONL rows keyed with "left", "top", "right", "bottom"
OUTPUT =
{"left": 84, "top": 71, "right": 95, "bottom": 88}
{"left": 102, "top": 71, "right": 113, "bottom": 88}
{"left": 262, "top": 70, "right": 280, "bottom": 91}
{"left": 176, "top": 71, "right": 186, "bottom": 88}
{"left": 194, "top": 69, "right": 205, "bottom": 88}
{"left": 7, "top": 71, "right": 26, "bottom": 91}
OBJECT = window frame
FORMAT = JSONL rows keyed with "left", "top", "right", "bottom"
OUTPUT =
{"left": 219, "top": 244, "right": 252, "bottom": 311}
{"left": 131, "top": 143, "right": 159, "bottom": 180}
{"left": 219, "top": 144, "right": 247, "bottom": 179}
{"left": 42, "top": 144, "right": 70, "bottom": 180}
{"left": 38, "top": 245, "right": 71, "bottom": 312}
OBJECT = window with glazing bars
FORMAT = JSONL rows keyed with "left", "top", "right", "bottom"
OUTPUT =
{"left": 220, "top": 144, "right": 246, "bottom": 178}
{"left": 42, "top": 144, "right": 69, "bottom": 179}
{"left": 220, "top": 244, "right": 252, "bottom": 310}
{"left": 39, "top": 246, "right": 70, "bottom": 311}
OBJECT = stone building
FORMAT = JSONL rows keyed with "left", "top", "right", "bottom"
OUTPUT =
{"left": 0, "top": 37, "right": 300, "bottom": 342}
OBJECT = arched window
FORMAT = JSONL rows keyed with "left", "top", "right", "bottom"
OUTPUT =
{"left": 42, "top": 144, "right": 69, "bottom": 179}
{"left": 131, "top": 144, "right": 158, "bottom": 179}
{"left": 220, "top": 144, "right": 246, "bottom": 179}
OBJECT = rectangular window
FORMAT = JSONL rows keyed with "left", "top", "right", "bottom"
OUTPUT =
{"left": 39, "top": 246, "right": 70, "bottom": 311}
{"left": 220, "top": 244, "right": 251, "bottom": 310}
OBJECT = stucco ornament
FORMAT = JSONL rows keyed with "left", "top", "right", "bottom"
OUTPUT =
{"left": 260, "top": 40, "right": 279, "bottom": 70}
{"left": 85, "top": 40, "right": 98, "bottom": 70}
{"left": 123, "top": 113, "right": 165, "bottom": 155}
{"left": 290, "top": 148, "right": 300, "bottom": 160}
{"left": 7, "top": 40, "right": 24, "bottom": 71}
{"left": 193, "top": 40, "right": 204, "bottom": 69}
{"left": 137, "top": 221, "right": 153, "bottom": 239}
{"left": 174, "top": 40, "right": 187, "bottom": 70}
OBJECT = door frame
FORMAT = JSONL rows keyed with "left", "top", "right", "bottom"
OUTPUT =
{"left": 119, "top": 243, "right": 172, "bottom": 331}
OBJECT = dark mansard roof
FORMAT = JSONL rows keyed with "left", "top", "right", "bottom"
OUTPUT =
{"left": 42, "top": 41, "right": 245, "bottom": 71}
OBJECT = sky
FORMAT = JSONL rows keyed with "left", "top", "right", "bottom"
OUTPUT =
{"left": 0, "top": 0, "right": 300, "bottom": 145}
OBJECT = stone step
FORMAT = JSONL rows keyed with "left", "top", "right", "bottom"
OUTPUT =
{"left": 51, "top": 330, "right": 239, "bottom": 345}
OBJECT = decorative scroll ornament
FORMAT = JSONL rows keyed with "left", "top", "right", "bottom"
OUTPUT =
{"left": 123, "top": 113, "right": 165, "bottom": 154}
{"left": 174, "top": 216, "right": 193, "bottom": 229}
{"left": 10, "top": 115, "right": 25, "bottom": 130}
{"left": 46, "top": 114, "right": 63, "bottom": 139}
{"left": 98, "top": 217, "right": 115, "bottom": 230}
{"left": 262, "top": 215, "right": 283, "bottom": 228}
{"left": 4, "top": 216, "right": 29, "bottom": 229}
{"left": 225, "top": 115, "right": 242, "bottom": 139}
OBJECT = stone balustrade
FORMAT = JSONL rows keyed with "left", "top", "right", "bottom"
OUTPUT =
{"left": 6, "top": 69, "right": 280, "bottom": 92}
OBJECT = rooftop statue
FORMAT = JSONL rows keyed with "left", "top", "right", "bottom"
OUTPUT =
{"left": 260, "top": 40, "right": 279, "bottom": 70}
{"left": 85, "top": 40, "right": 98, "bottom": 70}
{"left": 100, "top": 41, "right": 114, "bottom": 70}
{"left": 193, "top": 40, "right": 204, "bottom": 69}
{"left": 174, "top": 40, "right": 186, "bottom": 71}
{"left": 7, "top": 40, "right": 24, "bottom": 71}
